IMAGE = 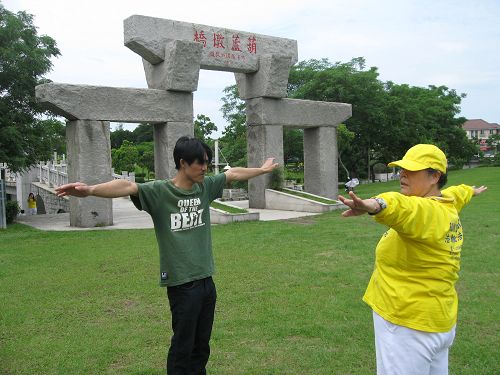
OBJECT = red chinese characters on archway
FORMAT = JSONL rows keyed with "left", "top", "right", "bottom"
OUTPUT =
{"left": 247, "top": 35, "right": 257, "bottom": 54}
{"left": 193, "top": 31, "right": 207, "bottom": 47}
{"left": 213, "top": 33, "right": 225, "bottom": 49}
{"left": 231, "top": 34, "right": 242, "bottom": 52}
{"left": 193, "top": 30, "right": 258, "bottom": 60}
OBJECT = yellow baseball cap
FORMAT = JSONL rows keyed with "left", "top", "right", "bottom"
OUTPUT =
{"left": 388, "top": 144, "right": 447, "bottom": 173}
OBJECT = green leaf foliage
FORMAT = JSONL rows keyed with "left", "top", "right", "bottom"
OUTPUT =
{"left": 288, "top": 57, "right": 478, "bottom": 178}
{"left": 269, "top": 167, "right": 285, "bottom": 190}
{"left": 111, "top": 140, "right": 139, "bottom": 173}
{"left": 219, "top": 85, "right": 247, "bottom": 168}
{"left": 0, "top": 4, "right": 61, "bottom": 172}
{"left": 5, "top": 200, "right": 20, "bottom": 224}
{"left": 110, "top": 123, "right": 153, "bottom": 149}
{"left": 194, "top": 114, "right": 217, "bottom": 144}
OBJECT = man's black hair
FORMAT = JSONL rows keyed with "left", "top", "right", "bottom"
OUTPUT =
{"left": 426, "top": 168, "right": 448, "bottom": 189}
{"left": 173, "top": 136, "right": 212, "bottom": 170}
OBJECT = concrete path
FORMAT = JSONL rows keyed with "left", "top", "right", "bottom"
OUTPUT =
{"left": 16, "top": 198, "right": 319, "bottom": 231}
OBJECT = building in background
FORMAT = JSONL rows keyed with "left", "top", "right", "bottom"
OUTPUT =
{"left": 462, "top": 119, "right": 500, "bottom": 153}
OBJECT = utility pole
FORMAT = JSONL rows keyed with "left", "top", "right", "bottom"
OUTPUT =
{"left": 0, "top": 168, "right": 6, "bottom": 229}
{"left": 367, "top": 146, "right": 371, "bottom": 182}
{"left": 214, "top": 139, "right": 220, "bottom": 175}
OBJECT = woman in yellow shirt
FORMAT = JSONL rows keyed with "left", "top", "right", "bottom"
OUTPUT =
{"left": 338, "top": 144, "right": 487, "bottom": 375}
{"left": 27, "top": 192, "right": 37, "bottom": 215}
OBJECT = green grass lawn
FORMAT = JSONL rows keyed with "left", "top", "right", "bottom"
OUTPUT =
{"left": 0, "top": 167, "right": 498, "bottom": 374}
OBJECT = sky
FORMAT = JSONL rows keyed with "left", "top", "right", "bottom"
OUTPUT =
{"left": 3, "top": 0, "right": 500, "bottom": 135}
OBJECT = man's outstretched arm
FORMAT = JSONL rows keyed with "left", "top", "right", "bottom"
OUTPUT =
{"left": 224, "top": 157, "right": 279, "bottom": 183}
{"left": 55, "top": 179, "right": 138, "bottom": 198}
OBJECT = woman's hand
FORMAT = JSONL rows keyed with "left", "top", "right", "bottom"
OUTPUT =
{"left": 472, "top": 185, "right": 487, "bottom": 196}
{"left": 338, "top": 191, "right": 381, "bottom": 217}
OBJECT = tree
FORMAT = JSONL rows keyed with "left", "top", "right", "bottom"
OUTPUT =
{"left": 110, "top": 123, "right": 133, "bottom": 149}
{"left": 288, "top": 58, "right": 388, "bottom": 179}
{"left": 132, "top": 123, "right": 153, "bottom": 144}
{"left": 194, "top": 114, "right": 217, "bottom": 144}
{"left": 136, "top": 141, "right": 154, "bottom": 179}
{"left": 288, "top": 58, "right": 476, "bottom": 177}
{"left": 219, "top": 85, "right": 247, "bottom": 167}
{"left": 337, "top": 123, "right": 355, "bottom": 181}
{"left": 37, "top": 118, "right": 66, "bottom": 157}
{"left": 283, "top": 128, "right": 303, "bottom": 164}
{"left": 111, "top": 140, "right": 139, "bottom": 173}
{"left": 486, "top": 133, "right": 500, "bottom": 152}
{"left": 0, "top": 5, "right": 60, "bottom": 171}
{"left": 382, "top": 83, "right": 476, "bottom": 169}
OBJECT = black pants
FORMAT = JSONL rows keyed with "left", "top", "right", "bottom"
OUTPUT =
{"left": 166, "top": 277, "right": 217, "bottom": 375}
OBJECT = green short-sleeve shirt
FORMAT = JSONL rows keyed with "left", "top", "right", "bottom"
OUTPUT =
{"left": 131, "top": 173, "right": 226, "bottom": 286}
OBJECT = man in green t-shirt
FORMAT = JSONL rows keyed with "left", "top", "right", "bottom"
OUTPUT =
{"left": 56, "top": 136, "right": 278, "bottom": 375}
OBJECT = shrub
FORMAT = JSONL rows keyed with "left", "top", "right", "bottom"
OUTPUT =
{"left": 269, "top": 167, "right": 284, "bottom": 190}
{"left": 6, "top": 200, "right": 20, "bottom": 224}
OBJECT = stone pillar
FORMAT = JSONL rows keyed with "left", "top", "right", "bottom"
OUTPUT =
{"left": 154, "top": 121, "right": 194, "bottom": 180}
{"left": 247, "top": 125, "right": 284, "bottom": 208}
{"left": 66, "top": 120, "right": 113, "bottom": 227}
{"left": 303, "top": 126, "right": 338, "bottom": 199}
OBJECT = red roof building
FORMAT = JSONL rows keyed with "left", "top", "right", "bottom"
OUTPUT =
{"left": 462, "top": 119, "right": 500, "bottom": 151}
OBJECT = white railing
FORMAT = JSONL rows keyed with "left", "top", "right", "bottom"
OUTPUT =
{"left": 38, "top": 166, "right": 136, "bottom": 187}
{"left": 0, "top": 163, "right": 18, "bottom": 183}
{"left": 39, "top": 161, "right": 68, "bottom": 187}
{"left": 3, "top": 160, "right": 136, "bottom": 188}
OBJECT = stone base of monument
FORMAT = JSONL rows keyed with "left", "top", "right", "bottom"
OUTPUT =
{"left": 209, "top": 203, "right": 260, "bottom": 224}
{"left": 265, "top": 189, "right": 346, "bottom": 213}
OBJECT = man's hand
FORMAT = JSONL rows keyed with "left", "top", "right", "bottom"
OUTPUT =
{"left": 260, "top": 157, "right": 279, "bottom": 173}
{"left": 472, "top": 185, "right": 488, "bottom": 196}
{"left": 55, "top": 182, "right": 92, "bottom": 197}
{"left": 337, "top": 191, "right": 381, "bottom": 217}
{"left": 224, "top": 157, "right": 279, "bottom": 183}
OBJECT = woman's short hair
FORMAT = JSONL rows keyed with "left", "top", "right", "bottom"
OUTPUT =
{"left": 173, "top": 136, "right": 212, "bottom": 170}
{"left": 426, "top": 168, "right": 448, "bottom": 189}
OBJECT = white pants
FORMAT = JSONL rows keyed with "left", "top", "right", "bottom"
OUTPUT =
{"left": 373, "top": 311, "right": 456, "bottom": 375}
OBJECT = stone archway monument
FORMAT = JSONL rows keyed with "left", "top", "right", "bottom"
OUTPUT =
{"left": 124, "top": 15, "right": 351, "bottom": 207}
{"left": 35, "top": 15, "right": 351, "bottom": 227}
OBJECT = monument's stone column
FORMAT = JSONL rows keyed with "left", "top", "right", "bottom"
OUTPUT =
{"left": 247, "top": 125, "right": 284, "bottom": 208}
{"left": 303, "top": 126, "right": 338, "bottom": 199}
{"left": 66, "top": 120, "right": 113, "bottom": 227}
{"left": 154, "top": 121, "right": 194, "bottom": 180}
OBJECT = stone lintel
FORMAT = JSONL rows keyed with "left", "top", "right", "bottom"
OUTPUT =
{"left": 124, "top": 15, "right": 298, "bottom": 73}
{"left": 246, "top": 98, "right": 352, "bottom": 127}
{"left": 35, "top": 83, "right": 193, "bottom": 123}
